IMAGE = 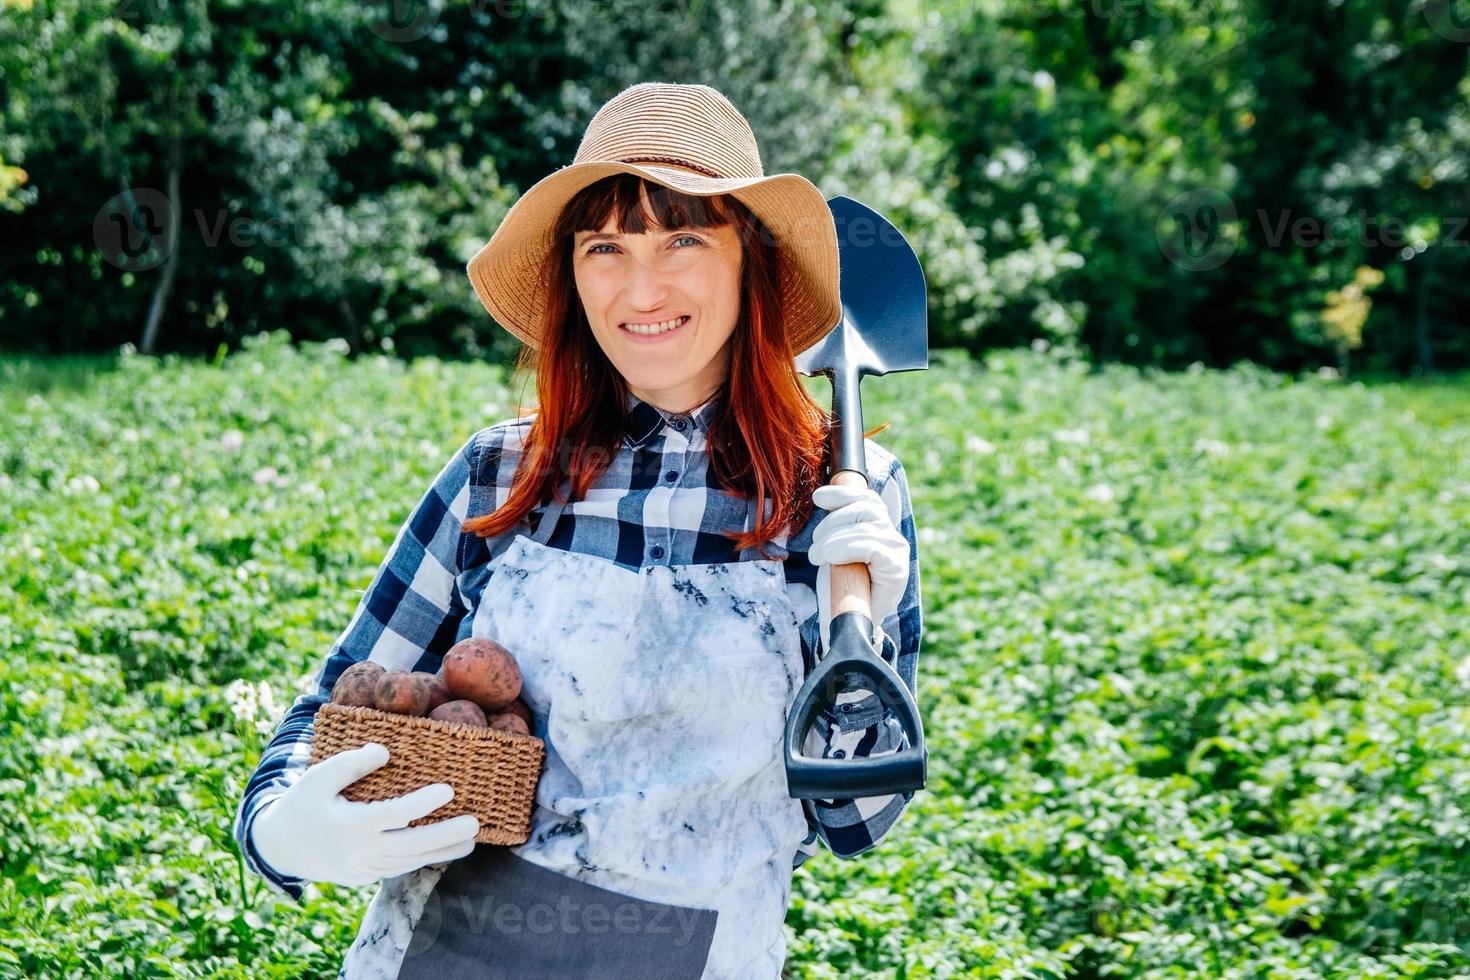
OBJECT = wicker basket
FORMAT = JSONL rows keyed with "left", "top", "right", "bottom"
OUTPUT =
{"left": 308, "top": 702, "right": 546, "bottom": 845}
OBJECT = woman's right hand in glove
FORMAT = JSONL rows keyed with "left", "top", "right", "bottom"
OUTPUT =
{"left": 250, "top": 742, "right": 479, "bottom": 887}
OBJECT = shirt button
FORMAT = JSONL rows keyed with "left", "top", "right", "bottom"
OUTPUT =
{"left": 665, "top": 470, "right": 679, "bottom": 483}
{"left": 650, "top": 545, "right": 665, "bottom": 560}
{"left": 672, "top": 417, "right": 688, "bottom": 431}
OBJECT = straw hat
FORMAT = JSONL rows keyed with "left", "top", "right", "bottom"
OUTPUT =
{"left": 465, "top": 82, "right": 841, "bottom": 354}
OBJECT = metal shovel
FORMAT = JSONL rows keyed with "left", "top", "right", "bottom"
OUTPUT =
{"left": 783, "top": 195, "right": 929, "bottom": 800}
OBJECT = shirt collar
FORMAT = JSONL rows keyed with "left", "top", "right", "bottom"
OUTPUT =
{"left": 624, "top": 390, "right": 721, "bottom": 449}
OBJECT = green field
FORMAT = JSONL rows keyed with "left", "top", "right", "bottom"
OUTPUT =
{"left": 1, "top": 332, "right": 1467, "bottom": 977}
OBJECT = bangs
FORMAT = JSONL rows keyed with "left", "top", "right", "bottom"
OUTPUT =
{"left": 559, "top": 173, "right": 736, "bottom": 237}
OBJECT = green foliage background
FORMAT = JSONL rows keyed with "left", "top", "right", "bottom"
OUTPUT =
{"left": 1, "top": 334, "right": 1467, "bottom": 976}
{"left": 1, "top": 0, "right": 1467, "bottom": 374}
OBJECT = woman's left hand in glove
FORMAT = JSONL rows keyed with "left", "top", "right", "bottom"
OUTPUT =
{"left": 809, "top": 482, "right": 910, "bottom": 651}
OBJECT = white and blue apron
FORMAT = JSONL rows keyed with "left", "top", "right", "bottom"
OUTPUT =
{"left": 338, "top": 484, "right": 811, "bottom": 978}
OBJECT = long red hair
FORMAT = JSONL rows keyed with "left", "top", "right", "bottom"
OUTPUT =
{"left": 461, "top": 174, "right": 883, "bottom": 559}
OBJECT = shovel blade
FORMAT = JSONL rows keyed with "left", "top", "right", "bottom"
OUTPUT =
{"left": 795, "top": 195, "right": 928, "bottom": 379}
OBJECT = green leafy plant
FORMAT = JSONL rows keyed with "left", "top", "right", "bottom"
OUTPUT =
{"left": 1, "top": 335, "right": 1466, "bottom": 976}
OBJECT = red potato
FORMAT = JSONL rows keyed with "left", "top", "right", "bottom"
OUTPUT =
{"left": 503, "top": 697, "right": 533, "bottom": 730}
{"left": 374, "top": 670, "right": 432, "bottom": 716}
{"left": 331, "top": 661, "right": 386, "bottom": 707}
{"left": 423, "top": 672, "right": 451, "bottom": 712}
{"left": 428, "top": 699, "right": 489, "bottom": 728}
{"left": 488, "top": 711, "right": 530, "bottom": 736}
{"left": 442, "top": 638, "right": 522, "bottom": 711}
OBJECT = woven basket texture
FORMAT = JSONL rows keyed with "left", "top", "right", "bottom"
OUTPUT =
{"left": 309, "top": 702, "right": 545, "bottom": 845}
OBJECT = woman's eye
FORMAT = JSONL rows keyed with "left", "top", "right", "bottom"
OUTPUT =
{"left": 583, "top": 235, "right": 700, "bottom": 256}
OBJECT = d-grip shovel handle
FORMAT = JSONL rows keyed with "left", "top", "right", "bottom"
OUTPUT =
{"left": 783, "top": 469, "right": 927, "bottom": 800}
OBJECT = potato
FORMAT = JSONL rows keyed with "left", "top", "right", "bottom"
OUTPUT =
{"left": 423, "top": 672, "right": 451, "bottom": 712}
{"left": 488, "top": 711, "right": 530, "bottom": 736}
{"left": 442, "top": 638, "right": 521, "bottom": 711}
{"left": 503, "top": 697, "right": 533, "bottom": 730}
{"left": 428, "top": 699, "right": 489, "bottom": 728}
{"left": 331, "top": 661, "right": 386, "bottom": 707}
{"left": 374, "top": 670, "right": 432, "bottom": 716}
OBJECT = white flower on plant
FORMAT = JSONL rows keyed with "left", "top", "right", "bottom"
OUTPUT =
{"left": 965, "top": 435, "right": 997, "bottom": 456}
{"left": 1053, "top": 428, "right": 1090, "bottom": 445}
{"left": 1085, "top": 483, "right": 1114, "bottom": 503}
{"left": 257, "top": 680, "right": 280, "bottom": 720}
{"left": 224, "top": 678, "right": 256, "bottom": 722}
{"left": 1193, "top": 438, "right": 1230, "bottom": 458}
{"left": 220, "top": 429, "right": 244, "bottom": 452}
{"left": 1456, "top": 655, "right": 1470, "bottom": 690}
{"left": 224, "top": 678, "right": 280, "bottom": 723}
{"left": 1427, "top": 553, "right": 1457, "bottom": 573}
{"left": 252, "top": 466, "right": 290, "bottom": 488}
{"left": 64, "top": 474, "right": 101, "bottom": 495}
{"left": 918, "top": 526, "right": 947, "bottom": 545}
{"left": 1315, "top": 414, "right": 1333, "bottom": 430}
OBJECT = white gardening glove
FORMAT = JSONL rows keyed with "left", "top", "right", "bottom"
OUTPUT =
{"left": 809, "top": 482, "right": 910, "bottom": 654}
{"left": 250, "top": 742, "right": 479, "bottom": 887}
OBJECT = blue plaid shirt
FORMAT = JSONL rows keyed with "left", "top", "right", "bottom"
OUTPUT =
{"left": 233, "top": 390, "right": 923, "bottom": 902}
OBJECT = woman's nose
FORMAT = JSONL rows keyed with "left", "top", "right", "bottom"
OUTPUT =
{"left": 623, "top": 253, "right": 672, "bottom": 308}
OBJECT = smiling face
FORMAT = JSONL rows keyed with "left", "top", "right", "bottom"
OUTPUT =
{"left": 571, "top": 186, "right": 745, "bottom": 415}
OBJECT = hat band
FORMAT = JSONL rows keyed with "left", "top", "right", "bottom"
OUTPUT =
{"left": 616, "top": 155, "right": 728, "bottom": 179}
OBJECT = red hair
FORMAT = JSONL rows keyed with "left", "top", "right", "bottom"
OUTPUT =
{"left": 462, "top": 174, "right": 885, "bottom": 559}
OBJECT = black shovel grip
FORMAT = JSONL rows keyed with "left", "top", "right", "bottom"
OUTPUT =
{"left": 784, "top": 611, "right": 927, "bottom": 799}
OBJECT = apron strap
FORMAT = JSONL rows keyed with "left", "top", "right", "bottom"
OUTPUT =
{"left": 737, "top": 490, "right": 766, "bottom": 563}
{"left": 528, "top": 479, "right": 571, "bottom": 547}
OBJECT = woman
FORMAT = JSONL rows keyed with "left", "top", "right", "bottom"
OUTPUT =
{"left": 232, "top": 82, "right": 922, "bottom": 979}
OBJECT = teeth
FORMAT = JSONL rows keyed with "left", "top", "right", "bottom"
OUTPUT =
{"left": 621, "top": 315, "right": 688, "bottom": 336}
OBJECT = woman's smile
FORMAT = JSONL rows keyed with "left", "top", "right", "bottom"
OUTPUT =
{"left": 619, "top": 314, "right": 691, "bottom": 342}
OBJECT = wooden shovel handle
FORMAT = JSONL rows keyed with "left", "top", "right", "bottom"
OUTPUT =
{"left": 827, "top": 468, "right": 874, "bottom": 625}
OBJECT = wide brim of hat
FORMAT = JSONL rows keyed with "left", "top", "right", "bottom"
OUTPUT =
{"left": 465, "top": 161, "right": 841, "bottom": 355}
